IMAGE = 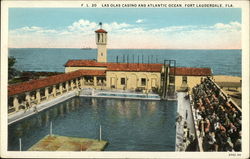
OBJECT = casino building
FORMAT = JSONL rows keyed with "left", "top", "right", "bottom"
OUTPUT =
{"left": 8, "top": 25, "right": 211, "bottom": 114}
{"left": 64, "top": 26, "right": 211, "bottom": 94}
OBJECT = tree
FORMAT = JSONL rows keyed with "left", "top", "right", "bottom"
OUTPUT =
{"left": 8, "top": 56, "right": 18, "bottom": 79}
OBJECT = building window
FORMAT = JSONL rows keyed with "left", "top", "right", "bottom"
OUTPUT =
{"left": 141, "top": 78, "right": 146, "bottom": 86}
{"left": 182, "top": 76, "right": 187, "bottom": 84}
{"left": 121, "top": 78, "right": 126, "bottom": 85}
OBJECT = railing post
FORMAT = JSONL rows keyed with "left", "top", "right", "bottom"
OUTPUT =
{"left": 36, "top": 89, "right": 41, "bottom": 104}
{"left": 50, "top": 121, "right": 53, "bottom": 136}
{"left": 99, "top": 125, "right": 102, "bottom": 141}
{"left": 94, "top": 76, "right": 97, "bottom": 87}
{"left": 19, "top": 138, "right": 22, "bottom": 151}
{"left": 13, "top": 95, "right": 20, "bottom": 112}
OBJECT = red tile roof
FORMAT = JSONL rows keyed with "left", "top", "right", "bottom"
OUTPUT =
{"left": 8, "top": 70, "right": 105, "bottom": 96}
{"left": 95, "top": 29, "right": 107, "bottom": 33}
{"left": 170, "top": 67, "right": 212, "bottom": 76}
{"left": 78, "top": 70, "right": 105, "bottom": 76}
{"left": 65, "top": 60, "right": 163, "bottom": 72}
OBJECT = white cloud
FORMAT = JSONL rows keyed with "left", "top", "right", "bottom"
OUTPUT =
{"left": 103, "top": 22, "right": 131, "bottom": 32}
{"left": 68, "top": 19, "right": 97, "bottom": 32}
{"left": 213, "top": 21, "right": 241, "bottom": 31}
{"left": 150, "top": 25, "right": 196, "bottom": 33}
{"left": 16, "top": 26, "right": 57, "bottom": 33}
{"left": 10, "top": 26, "right": 58, "bottom": 36}
{"left": 67, "top": 19, "right": 131, "bottom": 33}
{"left": 136, "top": 19, "right": 144, "bottom": 23}
{"left": 20, "top": 26, "right": 43, "bottom": 32}
{"left": 109, "top": 22, "right": 241, "bottom": 49}
{"left": 9, "top": 20, "right": 241, "bottom": 49}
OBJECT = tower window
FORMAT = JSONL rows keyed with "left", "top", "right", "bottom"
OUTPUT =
{"left": 101, "top": 53, "right": 103, "bottom": 56}
{"left": 141, "top": 78, "right": 146, "bottom": 86}
{"left": 121, "top": 78, "right": 126, "bottom": 85}
{"left": 100, "top": 34, "right": 103, "bottom": 42}
{"left": 97, "top": 34, "right": 100, "bottom": 42}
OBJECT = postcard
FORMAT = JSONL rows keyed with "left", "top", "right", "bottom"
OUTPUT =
{"left": 1, "top": 0, "right": 249, "bottom": 158}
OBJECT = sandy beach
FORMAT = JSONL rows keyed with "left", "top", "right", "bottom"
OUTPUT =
{"left": 213, "top": 75, "right": 242, "bottom": 107}
{"left": 213, "top": 75, "right": 241, "bottom": 83}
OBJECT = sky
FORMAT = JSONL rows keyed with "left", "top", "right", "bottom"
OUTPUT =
{"left": 8, "top": 8, "right": 241, "bottom": 49}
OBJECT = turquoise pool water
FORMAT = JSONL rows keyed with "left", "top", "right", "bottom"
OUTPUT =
{"left": 8, "top": 97, "right": 177, "bottom": 151}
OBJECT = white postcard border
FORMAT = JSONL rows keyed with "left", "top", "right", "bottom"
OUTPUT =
{"left": 1, "top": 0, "right": 249, "bottom": 158}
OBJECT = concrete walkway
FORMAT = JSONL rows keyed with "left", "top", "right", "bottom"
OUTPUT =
{"left": 175, "top": 92, "right": 195, "bottom": 151}
{"left": 8, "top": 91, "right": 77, "bottom": 125}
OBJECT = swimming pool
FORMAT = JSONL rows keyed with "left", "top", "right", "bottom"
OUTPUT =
{"left": 8, "top": 97, "right": 177, "bottom": 151}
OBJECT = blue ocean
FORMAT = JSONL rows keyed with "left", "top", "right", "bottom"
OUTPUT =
{"left": 9, "top": 48, "right": 241, "bottom": 76}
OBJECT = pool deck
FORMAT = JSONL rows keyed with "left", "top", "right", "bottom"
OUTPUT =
{"left": 8, "top": 91, "right": 77, "bottom": 125}
{"left": 175, "top": 92, "right": 195, "bottom": 151}
{"left": 80, "top": 88, "right": 161, "bottom": 100}
{"left": 28, "top": 135, "right": 108, "bottom": 151}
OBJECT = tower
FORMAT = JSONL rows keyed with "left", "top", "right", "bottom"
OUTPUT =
{"left": 95, "top": 22, "right": 107, "bottom": 63}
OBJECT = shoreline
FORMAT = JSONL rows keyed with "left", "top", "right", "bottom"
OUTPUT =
{"left": 8, "top": 48, "right": 242, "bottom": 51}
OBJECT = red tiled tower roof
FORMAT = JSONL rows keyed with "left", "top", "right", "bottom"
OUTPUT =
{"left": 95, "top": 29, "right": 107, "bottom": 33}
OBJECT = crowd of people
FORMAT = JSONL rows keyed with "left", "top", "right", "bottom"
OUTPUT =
{"left": 192, "top": 77, "right": 241, "bottom": 151}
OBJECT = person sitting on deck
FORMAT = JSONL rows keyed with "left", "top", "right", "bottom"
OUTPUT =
{"left": 192, "top": 77, "right": 242, "bottom": 152}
